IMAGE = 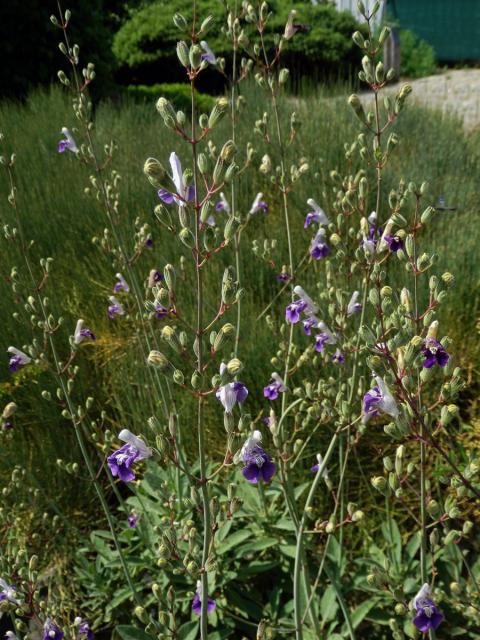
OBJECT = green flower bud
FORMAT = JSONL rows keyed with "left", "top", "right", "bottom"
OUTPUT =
{"left": 421, "top": 206, "right": 435, "bottom": 224}
{"left": 2, "top": 402, "right": 17, "bottom": 419}
{"left": 134, "top": 606, "right": 149, "bottom": 624}
{"left": 176, "top": 41, "right": 190, "bottom": 67}
{"left": 191, "top": 370, "right": 201, "bottom": 389}
{"left": 450, "top": 581, "right": 461, "bottom": 594}
{"left": 147, "top": 350, "right": 169, "bottom": 370}
{"left": 200, "top": 15, "right": 214, "bottom": 34}
{"left": 371, "top": 476, "right": 387, "bottom": 493}
{"left": 279, "top": 68, "right": 290, "bottom": 85}
{"left": 189, "top": 44, "right": 203, "bottom": 69}
{"left": 394, "top": 603, "right": 406, "bottom": 616}
{"left": 380, "top": 285, "right": 392, "bottom": 298}
{"left": 163, "top": 264, "right": 175, "bottom": 291}
{"left": 208, "top": 97, "right": 229, "bottom": 129}
{"left": 173, "top": 369, "right": 184, "bottom": 385}
{"left": 351, "top": 510, "right": 364, "bottom": 522}
{"left": 213, "top": 323, "right": 235, "bottom": 351}
{"left": 226, "top": 358, "right": 243, "bottom": 375}
{"left": 156, "top": 97, "right": 177, "bottom": 127}
{"left": 426, "top": 499, "right": 441, "bottom": 518}
{"left": 220, "top": 140, "right": 236, "bottom": 162}
{"left": 348, "top": 94, "right": 367, "bottom": 123}
{"left": 379, "top": 26, "right": 391, "bottom": 46}
{"left": 179, "top": 227, "right": 195, "bottom": 248}
{"left": 173, "top": 12, "right": 188, "bottom": 30}
{"left": 352, "top": 31, "right": 365, "bottom": 48}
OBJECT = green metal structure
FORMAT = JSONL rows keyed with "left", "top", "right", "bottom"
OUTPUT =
{"left": 385, "top": 0, "right": 480, "bottom": 61}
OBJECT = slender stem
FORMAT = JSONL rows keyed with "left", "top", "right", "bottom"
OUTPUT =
{"left": 293, "top": 435, "right": 339, "bottom": 640}
{"left": 188, "top": 31, "right": 211, "bottom": 638}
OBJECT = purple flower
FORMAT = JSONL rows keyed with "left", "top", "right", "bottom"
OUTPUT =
{"left": 215, "top": 192, "right": 230, "bottom": 213}
{"left": 263, "top": 372, "right": 286, "bottom": 401}
{"left": 43, "top": 620, "right": 64, "bottom": 640}
{"left": 145, "top": 238, "right": 154, "bottom": 249}
{"left": 240, "top": 431, "right": 276, "bottom": 483}
{"left": 192, "top": 580, "right": 216, "bottom": 615}
{"left": 277, "top": 270, "right": 291, "bottom": 283}
{"left": 421, "top": 338, "right": 449, "bottom": 369}
{"left": 362, "top": 376, "right": 399, "bottom": 423}
{"left": 286, "top": 299, "right": 308, "bottom": 324}
{"left": 304, "top": 198, "right": 329, "bottom": 228}
{"left": 154, "top": 304, "right": 169, "bottom": 319}
{"left": 347, "top": 290, "right": 362, "bottom": 316}
{"left": 315, "top": 333, "right": 330, "bottom": 353}
{"left": 108, "top": 296, "right": 125, "bottom": 320}
{"left": 127, "top": 513, "right": 138, "bottom": 529}
{"left": 75, "top": 619, "right": 94, "bottom": 640}
{"left": 384, "top": 234, "right": 404, "bottom": 252}
{"left": 314, "top": 322, "right": 336, "bottom": 353}
{"left": 302, "top": 316, "right": 318, "bottom": 336}
{"left": 249, "top": 193, "right": 268, "bottom": 214}
{"left": 114, "top": 273, "right": 129, "bottom": 293}
{"left": 286, "top": 286, "right": 318, "bottom": 324}
{"left": 7, "top": 347, "right": 31, "bottom": 373}
{"left": 331, "top": 350, "right": 345, "bottom": 364}
{"left": 58, "top": 127, "right": 78, "bottom": 154}
{"left": 74, "top": 319, "right": 96, "bottom": 345}
{"left": 2, "top": 421, "right": 13, "bottom": 431}
{"left": 310, "top": 229, "right": 330, "bottom": 260}
{"left": 216, "top": 372, "right": 249, "bottom": 413}
{"left": 200, "top": 41, "right": 217, "bottom": 65}
{"left": 0, "top": 578, "right": 20, "bottom": 605}
{"left": 158, "top": 153, "right": 195, "bottom": 207}
{"left": 107, "top": 429, "right": 152, "bottom": 483}
{"left": 412, "top": 584, "right": 444, "bottom": 634}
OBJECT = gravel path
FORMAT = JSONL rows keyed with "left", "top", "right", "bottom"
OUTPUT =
{"left": 365, "top": 69, "right": 480, "bottom": 131}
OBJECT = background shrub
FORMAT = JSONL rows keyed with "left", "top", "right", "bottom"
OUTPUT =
{"left": 112, "top": 0, "right": 366, "bottom": 92}
{"left": 399, "top": 28, "right": 437, "bottom": 78}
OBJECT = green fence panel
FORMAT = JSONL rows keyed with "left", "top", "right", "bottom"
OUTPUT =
{"left": 386, "top": 0, "right": 480, "bottom": 61}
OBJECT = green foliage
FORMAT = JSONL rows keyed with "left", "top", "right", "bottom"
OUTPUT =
{"left": 400, "top": 29, "right": 437, "bottom": 78}
{"left": 0, "top": 0, "right": 116, "bottom": 99}
{"left": 112, "top": 1, "right": 365, "bottom": 89}
{"left": 126, "top": 83, "right": 215, "bottom": 112}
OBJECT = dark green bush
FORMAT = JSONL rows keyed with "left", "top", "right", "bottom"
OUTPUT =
{"left": 400, "top": 29, "right": 437, "bottom": 78}
{"left": 112, "top": 0, "right": 365, "bottom": 91}
{"left": 126, "top": 82, "right": 215, "bottom": 112}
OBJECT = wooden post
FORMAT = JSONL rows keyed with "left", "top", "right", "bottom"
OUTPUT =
{"left": 384, "top": 26, "right": 400, "bottom": 80}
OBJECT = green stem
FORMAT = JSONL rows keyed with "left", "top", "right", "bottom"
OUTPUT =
{"left": 293, "top": 434, "right": 339, "bottom": 640}
{"left": 189, "top": 42, "right": 212, "bottom": 639}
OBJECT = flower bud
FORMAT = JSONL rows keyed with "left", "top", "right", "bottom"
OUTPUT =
{"left": 2, "top": 402, "right": 17, "bottom": 419}
{"left": 144, "top": 157, "right": 167, "bottom": 189}
{"left": 134, "top": 607, "right": 149, "bottom": 624}
{"left": 213, "top": 323, "right": 235, "bottom": 351}
{"left": 378, "top": 26, "right": 391, "bottom": 46}
{"left": 279, "top": 68, "right": 289, "bottom": 85}
{"left": 147, "top": 350, "right": 169, "bottom": 370}
{"left": 226, "top": 358, "right": 243, "bottom": 375}
{"left": 220, "top": 140, "right": 236, "bottom": 162}
{"left": 427, "top": 499, "right": 441, "bottom": 518}
{"left": 163, "top": 264, "right": 175, "bottom": 291}
{"left": 189, "top": 44, "right": 203, "bottom": 69}
{"left": 352, "top": 31, "right": 365, "bottom": 48}
{"left": 208, "top": 98, "right": 229, "bottom": 129}
{"left": 371, "top": 476, "right": 387, "bottom": 493}
{"left": 173, "top": 369, "right": 184, "bottom": 385}
{"left": 173, "top": 12, "right": 188, "bottom": 30}
{"left": 348, "top": 94, "right": 367, "bottom": 124}
{"left": 176, "top": 41, "right": 190, "bottom": 67}
{"left": 421, "top": 206, "right": 435, "bottom": 224}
